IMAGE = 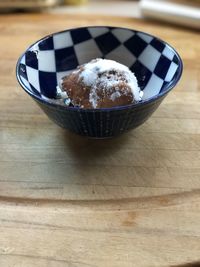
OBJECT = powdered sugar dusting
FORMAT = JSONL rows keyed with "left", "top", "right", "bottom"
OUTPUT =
{"left": 110, "top": 91, "right": 121, "bottom": 101}
{"left": 89, "top": 90, "right": 99, "bottom": 108}
{"left": 79, "top": 58, "right": 142, "bottom": 108}
{"left": 56, "top": 78, "right": 71, "bottom": 105}
{"left": 56, "top": 58, "right": 143, "bottom": 109}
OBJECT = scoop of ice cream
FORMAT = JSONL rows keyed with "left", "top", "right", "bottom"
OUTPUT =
{"left": 57, "top": 58, "right": 143, "bottom": 109}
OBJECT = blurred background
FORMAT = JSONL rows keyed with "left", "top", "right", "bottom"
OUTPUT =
{"left": 0, "top": 0, "right": 199, "bottom": 29}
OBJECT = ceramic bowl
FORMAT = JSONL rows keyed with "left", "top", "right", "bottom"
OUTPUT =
{"left": 16, "top": 26, "right": 183, "bottom": 138}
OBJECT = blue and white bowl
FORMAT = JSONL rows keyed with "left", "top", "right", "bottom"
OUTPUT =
{"left": 16, "top": 26, "right": 183, "bottom": 138}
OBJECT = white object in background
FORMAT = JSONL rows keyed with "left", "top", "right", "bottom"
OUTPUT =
{"left": 51, "top": 0, "right": 141, "bottom": 18}
{"left": 140, "top": 0, "right": 200, "bottom": 29}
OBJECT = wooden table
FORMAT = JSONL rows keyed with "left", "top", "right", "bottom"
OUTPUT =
{"left": 0, "top": 13, "right": 200, "bottom": 267}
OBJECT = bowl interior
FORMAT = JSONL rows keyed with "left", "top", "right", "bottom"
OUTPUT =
{"left": 17, "top": 26, "right": 182, "bottom": 102}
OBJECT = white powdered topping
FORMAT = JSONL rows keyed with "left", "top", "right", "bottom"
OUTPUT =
{"left": 89, "top": 91, "right": 99, "bottom": 109}
{"left": 56, "top": 79, "right": 71, "bottom": 106}
{"left": 79, "top": 58, "right": 142, "bottom": 108}
{"left": 110, "top": 91, "right": 121, "bottom": 101}
{"left": 56, "top": 85, "right": 68, "bottom": 99}
{"left": 56, "top": 58, "right": 142, "bottom": 108}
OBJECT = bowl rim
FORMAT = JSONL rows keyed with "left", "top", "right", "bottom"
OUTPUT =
{"left": 16, "top": 25, "right": 183, "bottom": 112}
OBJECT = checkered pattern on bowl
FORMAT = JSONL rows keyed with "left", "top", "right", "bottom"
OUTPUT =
{"left": 18, "top": 26, "right": 181, "bottom": 102}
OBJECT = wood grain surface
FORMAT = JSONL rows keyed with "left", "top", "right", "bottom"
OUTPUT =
{"left": 0, "top": 13, "right": 200, "bottom": 267}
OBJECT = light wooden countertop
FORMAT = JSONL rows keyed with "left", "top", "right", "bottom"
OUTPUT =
{"left": 0, "top": 13, "right": 200, "bottom": 267}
